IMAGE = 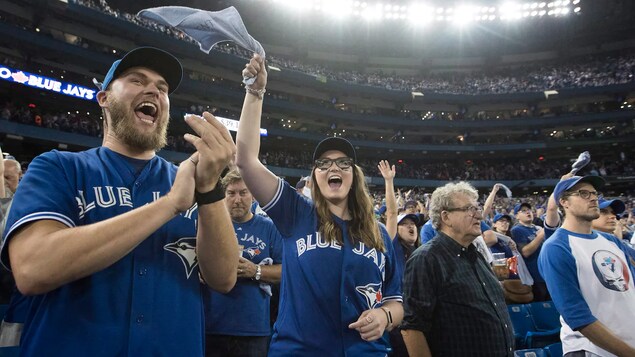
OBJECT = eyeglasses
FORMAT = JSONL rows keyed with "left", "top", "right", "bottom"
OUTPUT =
{"left": 567, "top": 189, "right": 601, "bottom": 200}
{"left": 445, "top": 205, "right": 483, "bottom": 216}
{"left": 314, "top": 157, "right": 354, "bottom": 170}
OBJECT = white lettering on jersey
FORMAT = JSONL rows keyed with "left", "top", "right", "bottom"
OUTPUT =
{"left": 240, "top": 233, "right": 267, "bottom": 250}
{"left": 76, "top": 190, "right": 96, "bottom": 219}
{"left": 183, "top": 203, "right": 198, "bottom": 219}
{"left": 75, "top": 188, "right": 197, "bottom": 221}
{"left": 353, "top": 242, "right": 386, "bottom": 270}
{"left": 94, "top": 186, "right": 116, "bottom": 207}
{"left": 117, "top": 187, "right": 133, "bottom": 207}
{"left": 296, "top": 232, "right": 342, "bottom": 257}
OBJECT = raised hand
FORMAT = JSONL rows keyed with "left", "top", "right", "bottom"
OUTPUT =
{"left": 377, "top": 160, "right": 395, "bottom": 181}
{"left": 242, "top": 54, "right": 268, "bottom": 91}
{"left": 184, "top": 112, "right": 236, "bottom": 193}
{"left": 166, "top": 155, "right": 197, "bottom": 213}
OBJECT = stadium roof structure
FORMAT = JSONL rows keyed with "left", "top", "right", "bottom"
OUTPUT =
{"left": 107, "top": 0, "right": 635, "bottom": 57}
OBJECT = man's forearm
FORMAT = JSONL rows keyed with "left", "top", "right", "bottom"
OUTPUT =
{"left": 579, "top": 320, "right": 635, "bottom": 356}
{"left": 401, "top": 329, "right": 432, "bottom": 357}
{"left": 10, "top": 195, "right": 183, "bottom": 295}
{"left": 196, "top": 201, "right": 238, "bottom": 293}
{"left": 260, "top": 264, "right": 281, "bottom": 284}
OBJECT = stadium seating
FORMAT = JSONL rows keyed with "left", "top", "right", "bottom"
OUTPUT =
{"left": 528, "top": 301, "right": 561, "bottom": 332}
{"left": 544, "top": 342, "right": 563, "bottom": 357}
{"left": 507, "top": 304, "right": 560, "bottom": 349}
{"left": 514, "top": 348, "right": 547, "bottom": 357}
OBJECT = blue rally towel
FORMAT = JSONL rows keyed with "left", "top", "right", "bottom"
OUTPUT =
{"left": 570, "top": 151, "right": 591, "bottom": 174}
{"left": 137, "top": 6, "right": 265, "bottom": 86}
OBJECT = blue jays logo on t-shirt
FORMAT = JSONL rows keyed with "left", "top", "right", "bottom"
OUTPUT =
{"left": 356, "top": 282, "right": 383, "bottom": 309}
{"left": 243, "top": 247, "right": 261, "bottom": 258}
{"left": 592, "top": 250, "right": 630, "bottom": 292}
{"left": 164, "top": 237, "right": 198, "bottom": 279}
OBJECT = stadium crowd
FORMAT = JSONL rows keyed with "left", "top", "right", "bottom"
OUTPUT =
{"left": 69, "top": 0, "right": 635, "bottom": 95}
{"left": 3, "top": 101, "right": 634, "bottom": 181}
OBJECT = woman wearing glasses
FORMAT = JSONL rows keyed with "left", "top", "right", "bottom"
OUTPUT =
{"left": 235, "top": 54, "right": 403, "bottom": 356}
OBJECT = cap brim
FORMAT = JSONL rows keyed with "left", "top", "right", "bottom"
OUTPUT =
{"left": 600, "top": 199, "right": 626, "bottom": 215}
{"left": 313, "top": 137, "right": 356, "bottom": 162}
{"left": 398, "top": 214, "right": 419, "bottom": 225}
{"left": 111, "top": 47, "right": 182, "bottom": 94}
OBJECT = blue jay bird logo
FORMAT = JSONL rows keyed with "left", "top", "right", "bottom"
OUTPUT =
{"left": 356, "top": 283, "right": 383, "bottom": 309}
{"left": 164, "top": 237, "right": 198, "bottom": 279}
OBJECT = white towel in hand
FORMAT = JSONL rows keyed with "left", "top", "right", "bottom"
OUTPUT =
{"left": 258, "top": 257, "right": 273, "bottom": 296}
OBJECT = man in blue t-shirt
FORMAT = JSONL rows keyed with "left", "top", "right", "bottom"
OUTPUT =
{"left": 539, "top": 175, "right": 635, "bottom": 356}
{"left": 204, "top": 169, "right": 282, "bottom": 357}
{"left": 510, "top": 202, "right": 548, "bottom": 301}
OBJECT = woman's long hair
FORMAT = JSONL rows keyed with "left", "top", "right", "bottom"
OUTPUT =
{"left": 311, "top": 165, "right": 385, "bottom": 252}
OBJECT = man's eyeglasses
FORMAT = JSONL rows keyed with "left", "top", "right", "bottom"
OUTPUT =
{"left": 445, "top": 205, "right": 483, "bottom": 216}
{"left": 314, "top": 157, "right": 354, "bottom": 170}
{"left": 567, "top": 189, "right": 601, "bottom": 200}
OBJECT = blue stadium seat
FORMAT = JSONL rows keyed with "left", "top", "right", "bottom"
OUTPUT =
{"left": 514, "top": 348, "right": 547, "bottom": 357}
{"left": 544, "top": 342, "right": 563, "bottom": 357}
{"left": 507, "top": 304, "right": 560, "bottom": 349}
{"left": 528, "top": 301, "right": 561, "bottom": 331}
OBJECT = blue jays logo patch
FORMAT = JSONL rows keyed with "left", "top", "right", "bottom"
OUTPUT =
{"left": 592, "top": 250, "right": 630, "bottom": 292}
{"left": 356, "top": 282, "right": 383, "bottom": 309}
{"left": 164, "top": 237, "right": 198, "bottom": 279}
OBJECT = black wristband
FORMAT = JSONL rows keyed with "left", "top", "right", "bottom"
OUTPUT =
{"left": 195, "top": 184, "right": 224, "bottom": 205}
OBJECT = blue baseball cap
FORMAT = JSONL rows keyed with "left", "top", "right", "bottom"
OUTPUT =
{"left": 553, "top": 175, "right": 605, "bottom": 203}
{"left": 313, "top": 137, "right": 357, "bottom": 162}
{"left": 493, "top": 213, "right": 512, "bottom": 223}
{"left": 98, "top": 47, "right": 183, "bottom": 94}
{"left": 598, "top": 198, "right": 626, "bottom": 215}
{"left": 397, "top": 213, "right": 418, "bottom": 225}
{"left": 513, "top": 203, "right": 532, "bottom": 215}
{"left": 376, "top": 205, "right": 387, "bottom": 215}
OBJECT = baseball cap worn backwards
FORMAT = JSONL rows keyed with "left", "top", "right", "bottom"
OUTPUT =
{"left": 312, "top": 137, "right": 357, "bottom": 162}
{"left": 552, "top": 175, "right": 605, "bottom": 203}
{"left": 98, "top": 47, "right": 183, "bottom": 94}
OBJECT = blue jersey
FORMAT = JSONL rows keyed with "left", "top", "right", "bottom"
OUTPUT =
{"left": 511, "top": 224, "right": 544, "bottom": 283}
{"left": 204, "top": 214, "right": 283, "bottom": 336}
{"left": 538, "top": 228, "right": 635, "bottom": 355}
{"left": 262, "top": 179, "right": 402, "bottom": 356}
{"left": 0, "top": 148, "right": 205, "bottom": 356}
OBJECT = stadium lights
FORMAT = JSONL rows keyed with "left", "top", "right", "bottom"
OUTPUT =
{"left": 275, "top": 0, "right": 581, "bottom": 22}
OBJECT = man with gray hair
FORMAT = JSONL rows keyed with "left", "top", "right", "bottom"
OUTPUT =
{"left": 401, "top": 181, "right": 514, "bottom": 357}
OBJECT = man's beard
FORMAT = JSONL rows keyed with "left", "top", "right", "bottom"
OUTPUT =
{"left": 579, "top": 210, "right": 601, "bottom": 222}
{"left": 108, "top": 97, "right": 169, "bottom": 151}
{"left": 230, "top": 206, "right": 249, "bottom": 221}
